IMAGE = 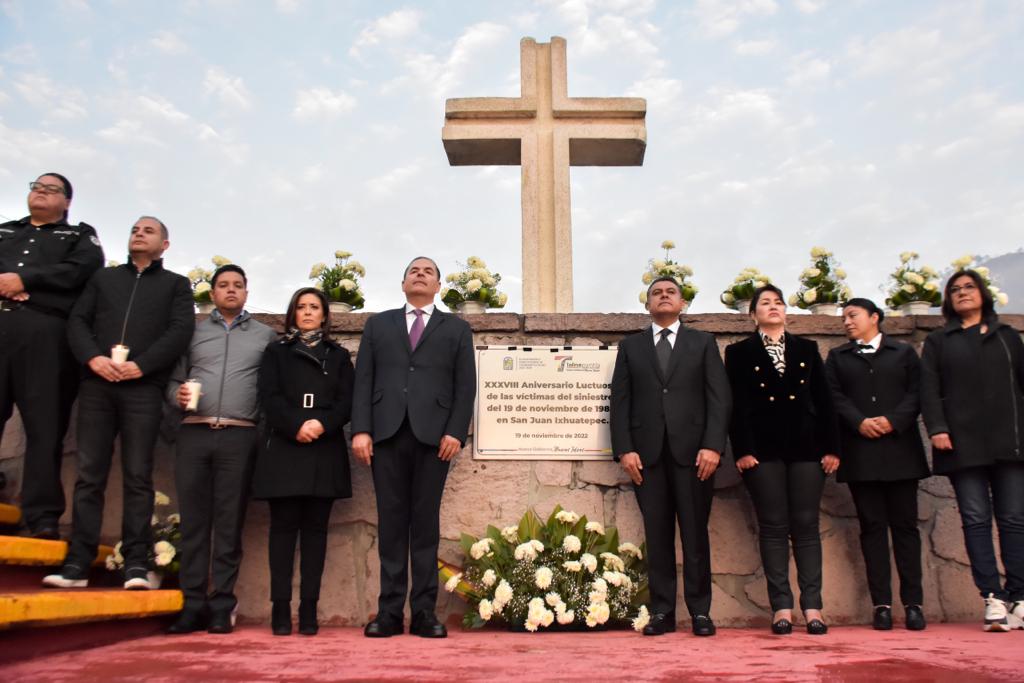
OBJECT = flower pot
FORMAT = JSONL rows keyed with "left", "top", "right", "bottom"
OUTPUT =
{"left": 808, "top": 303, "right": 838, "bottom": 316}
{"left": 899, "top": 301, "right": 934, "bottom": 316}
{"left": 457, "top": 301, "right": 487, "bottom": 314}
{"left": 733, "top": 299, "right": 751, "bottom": 315}
{"left": 196, "top": 302, "right": 214, "bottom": 315}
{"left": 329, "top": 301, "right": 353, "bottom": 314}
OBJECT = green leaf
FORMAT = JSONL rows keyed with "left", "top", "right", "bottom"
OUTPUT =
{"left": 518, "top": 508, "right": 543, "bottom": 541}
{"left": 460, "top": 532, "right": 478, "bottom": 556}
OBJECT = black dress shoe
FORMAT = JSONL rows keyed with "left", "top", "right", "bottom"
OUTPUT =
{"left": 167, "top": 608, "right": 209, "bottom": 634}
{"left": 271, "top": 600, "right": 292, "bottom": 636}
{"left": 806, "top": 619, "right": 828, "bottom": 635}
{"left": 364, "top": 614, "right": 403, "bottom": 638}
{"left": 872, "top": 605, "right": 893, "bottom": 631}
{"left": 905, "top": 605, "right": 927, "bottom": 631}
{"left": 642, "top": 612, "right": 676, "bottom": 636}
{"left": 207, "top": 609, "right": 234, "bottom": 634}
{"left": 28, "top": 526, "right": 60, "bottom": 541}
{"left": 298, "top": 600, "right": 318, "bottom": 636}
{"left": 410, "top": 612, "right": 447, "bottom": 638}
{"left": 771, "top": 618, "right": 793, "bottom": 635}
{"left": 691, "top": 615, "right": 716, "bottom": 636}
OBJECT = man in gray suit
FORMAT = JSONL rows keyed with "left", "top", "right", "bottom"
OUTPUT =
{"left": 610, "top": 276, "right": 731, "bottom": 636}
{"left": 352, "top": 256, "right": 476, "bottom": 638}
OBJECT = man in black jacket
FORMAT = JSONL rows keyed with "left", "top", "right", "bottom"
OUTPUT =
{"left": 610, "top": 276, "right": 731, "bottom": 636}
{"left": 352, "top": 256, "right": 476, "bottom": 638}
{"left": 43, "top": 216, "right": 193, "bottom": 589}
{"left": 0, "top": 174, "right": 104, "bottom": 539}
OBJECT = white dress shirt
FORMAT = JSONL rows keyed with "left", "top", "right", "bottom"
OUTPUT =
{"left": 857, "top": 332, "right": 883, "bottom": 353}
{"left": 651, "top": 320, "right": 680, "bottom": 348}
{"left": 405, "top": 303, "right": 435, "bottom": 333}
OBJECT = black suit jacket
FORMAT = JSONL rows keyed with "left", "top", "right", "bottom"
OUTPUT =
{"left": 725, "top": 332, "right": 839, "bottom": 463}
{"left": 610, "top": 324, "right": 731, "bottom": 466}
{"left": 351, "top": 306, "right": 476, "bottom": 447}
{"left": 824, "top": 336, "right": 930, "bottom": 483}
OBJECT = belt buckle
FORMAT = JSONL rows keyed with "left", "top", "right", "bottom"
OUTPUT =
{"left": 0, "top": 300, "right": 19, "bottom": 312}
{"left": 303, "top": 393, "right": 314, "bottom": 408}
{"left": 209, "top": 422, "right": 229, "bottom": 430}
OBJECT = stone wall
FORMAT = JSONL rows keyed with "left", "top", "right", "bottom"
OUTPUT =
{"left": 2, "top": 312, "right": 1022, "bottom": 627}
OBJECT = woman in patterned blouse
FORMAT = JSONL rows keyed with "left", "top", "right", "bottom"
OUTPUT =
{"left": 724, "top": 284, "right": 840, "bottom": 636}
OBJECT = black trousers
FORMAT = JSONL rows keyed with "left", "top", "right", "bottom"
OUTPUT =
{"left": 742, "top": 460, "right": 826, "bottom": 612}
{"left": 0, "top": 308, "right": 78, "bottom": 530}
{"left": 633, "top": 445, "right": 715, "bottom": 617}
{"left": 848, "top": 479, "right": 923, "bottom": 607}
{"left": 371, "top": 419, "right": 451, "bottom": 619}
{"left": 176, "top": 424, "right": 257, "bottom": 612}
{"left": 268, "top": 496, "right": 334, "bottom": 602}
{"left": 65, "top": 379, "right": 164, "bottom": 571}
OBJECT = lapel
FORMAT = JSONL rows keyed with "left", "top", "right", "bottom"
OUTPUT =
{"left": 390, "top": 308, "right": 413, "bottom": 356}
{"left": 414, "top": 308, "right": 446, "bottom": 353}
{"left": 664, "top": 324, "right": 692, "bottom": 384}
{"left": 748, "top": 332, "right": 777, "bottom": 377}
{"left": 780, "top": 331, "right": 798, "bottom": 378}
{"left": 639, "top": 325, "right": 666, "bottom": 384}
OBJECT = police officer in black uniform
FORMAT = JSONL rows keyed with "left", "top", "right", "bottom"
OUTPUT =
{"left": 0, "top": 173, "right": 104, "bottom": 539}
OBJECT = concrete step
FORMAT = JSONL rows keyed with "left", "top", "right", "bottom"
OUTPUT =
{"left": 0, "top": 535, "right": 113, "bottom": 567}
{"left": 0, "top": 503, "right": 21, "bottom": 525}
{"left": 0, "top": 587, "right": 183, "bottom": 630}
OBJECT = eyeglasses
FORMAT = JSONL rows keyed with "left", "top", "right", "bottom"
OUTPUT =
{"left": 949, "top": 283, "right": 978, "bottom": 295}
{"left": 29, "top": 181, "right": 66, "bottom": 196}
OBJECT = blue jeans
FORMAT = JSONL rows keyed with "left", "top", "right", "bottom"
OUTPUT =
{"left": 949, "top": 463, "right": 1024, "bottom": 601}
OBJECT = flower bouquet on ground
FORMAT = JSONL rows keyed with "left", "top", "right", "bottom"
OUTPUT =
{"left": 789, "top": 246, "right": 851, "bottom": 314}
{"left": 639, "top": 241, "right": 697, "bottom": 309}
{"left": 444, "top": 505, "right": 648, "bottom": 631}
{"left": 309, "top": 250, "right": 366, "bottom": 311}
{"left": 885, "top": 252, "right": 941, "bottom": 314}
{"left": 950, "top": 254, "right": 1009, "bottom": 307}
{"left": 105, "top": 491, "right": 181, "bottom": 586}
{"left": 188, "top": 255, "right": 232, "bottom": 311}
{"left": 441, "top": 256, "right": 507, "bottom": 313}
{"left": 720, "top": 267, "right": 772, "bottom": 313}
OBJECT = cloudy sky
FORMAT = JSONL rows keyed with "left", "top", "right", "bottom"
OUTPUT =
{"left": 1, "top": 0, "right": 1022, "bottom": 314}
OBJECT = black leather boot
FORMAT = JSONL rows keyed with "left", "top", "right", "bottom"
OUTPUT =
{"left": 298, "top": 600, "right": 319, "bottom": 636}
{"left": 271, "top": 600, "right": 292, "bottom": 636}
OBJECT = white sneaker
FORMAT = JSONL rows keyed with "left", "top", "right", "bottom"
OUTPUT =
{"left": 41, "top": 565, "right": 88, "bottom": 588}
{"left": 984, "top": 593, "right": 1011, "bottom": 632}
{"left": 123, "top": 567, "right": 153, "bottom": 590}
{"left": 1009, "top": 601, "right": 1024, "bottom": 630}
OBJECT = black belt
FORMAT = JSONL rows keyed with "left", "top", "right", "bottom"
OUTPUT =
{"left": 0, "top": 299, "right": 68, "bottom": 318}
{"left": 0, "top": 300, "right": 22, "bottom": 312}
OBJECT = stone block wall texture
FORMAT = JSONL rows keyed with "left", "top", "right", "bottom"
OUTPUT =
{"left": 2, "top": 312, "right": 1022, "bottom": 627}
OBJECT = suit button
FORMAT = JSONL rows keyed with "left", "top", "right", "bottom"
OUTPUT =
{"left": 23, "top": 250, "right": 29, "bottom": 254}
{"left": 769, "top": 396, "right": 775, "bottom": 402}
{"left": 759, "top": 383, "right": 765, "bottom": 388}
{"left": 800, "top": 362, "right": 806, "bottom": 367}
{"left": 409, "top": 366, "right": 415, "bottom": 371}
{"left": 754, "top": 366, "right": 760, "bottom": 372}
{"left": 403, "top": 388, "right": 407, "bottom": 393}
{"left": 662, "top": 389, "right": 668, "bottom": 394}
{"left": 871, "top": 396, "right": 876, "bottom": 402}
{"left": 799, "top": 379, "right": 805, "bottom": 384}
{"left": 869, "top": 369, "right": 874, "bottom": 374}
{"left": 789, "top": 395, "right": 795, "bottom": 400}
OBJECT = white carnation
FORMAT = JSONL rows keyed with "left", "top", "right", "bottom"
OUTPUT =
{"left": 501, "top": 526, "right": 519, "bottom": 543}
{"left": 600, "top": 552, "right": 624, "bottom": 572}
{"left": 478, "top": 599, "right": 493, "bottom": 621}
{"left": 584, "top": 521, "right": 605, "bottom": 536}
{"left": 562, "top": 534, "right": 581, "bottom": 553}
{"left": 563, "top": 560, "right": 582, "bottom": 572}
{"left": 465, "top": 279, "right": 483, "bottom": 293}
{"left": 557, "top": 609, "right": 575, "bottom": 625}
{"left": 632, "top": 605, "right": 650, "bottom": 632}
{"left": 482, "top": 569, "right": 497, "bottom": 587}
{"left": 444, "top": 572, "right": 463, "bottom": 593}
{"left": 555, "top": 510, "right": 580, "bottom": 525}
{"left": 535, "top": 566, "right": 553, "bottom": 590}
{"left": 618, "top": 543, "right": 643, "bottom": 560}
{"left": 803, "top": 289, "right": 818, "bottom": 304}
{"left": 581, "top": 553, "right": 598, "bottom": 573}
{"left": 494, "top": 580, "right": 513, "bottom": 608}
{"left": 470, "top": 538, "right": 494, "bottom": 560}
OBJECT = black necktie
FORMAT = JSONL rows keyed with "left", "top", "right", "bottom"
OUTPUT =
{"left": 657, "top": 328, "right": 672, "bottom": 375}
{"left": 857, "top": 343, "right": 873, "bottom": 353}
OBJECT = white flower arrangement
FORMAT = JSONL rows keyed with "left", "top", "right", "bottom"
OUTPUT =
{"left": 308, "top": 249, "right": 366, "bottom": 310}
{"left": 720, "top": 267, "right": 772, "bottom": 310}
{"left": 441, "top": 256, "right": 508, "bottom": 311}
{"left": 884, "top": 252, "right": 942, "bottom": 309}
{"left": 448, "top": 505, "right": 648, "bottom": 631}
{"left": 639, "top": 240, "right": 698, "bottom": 306}
{"left": 789, "top": 246, "right": 851, "bottom": 309}
{"left": 950, "top": 254, "right": 1009, "bottom": 307}
{"left": 187, "top": 255, "right": 232, "bottom": 304}
{"left": 104, "top": 490, "right": 180, "bottom": 578}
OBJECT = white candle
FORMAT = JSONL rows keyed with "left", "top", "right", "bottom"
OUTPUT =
{"left": 184, "top": 380, "right": 202, "bottom": 412}
{"left": 111, "top": 344, "right": 130, "bottom": 363}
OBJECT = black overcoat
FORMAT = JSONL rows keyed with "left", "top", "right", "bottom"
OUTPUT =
{"left": 724, "top": 332, "right": 839, "bottom": 463}
{"left": 824, "top": 336, "right": 930, "bottom": 483}
{"left": 252, "top": 337, "right": 355, "bottom": 499}
{"left": 920, "top": 316, "right": 1024, "bottom": 475}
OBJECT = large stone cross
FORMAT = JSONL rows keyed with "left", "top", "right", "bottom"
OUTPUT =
{"left": 442, "top": 37, "right": 647, "bottom": 313}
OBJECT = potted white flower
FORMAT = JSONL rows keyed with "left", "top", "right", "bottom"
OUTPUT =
{"left": 950, "top": 254, "right": 1009, "bottom": 307}
{"left": 442, "top": 256, "right": 508, "bottom": 314}
{"left": 639, "top": 241, "right": 698, "bottom": 311}
{"left": 885, "top": 252, "right": 941, "bottom": 315}
{"left": 721, "top": 267, "right": 772, "bottom": 314}
{"left": 104, "top": 490, "right": 180, "bottom": 589}
{"left": 309, "top": 250, "right": 366, "bottom": 313}
{"left": 188, "top": 255, "right": 232, "bottom": 314}
{"left": 789, "top": 246, "right": 850, "bottom": 315}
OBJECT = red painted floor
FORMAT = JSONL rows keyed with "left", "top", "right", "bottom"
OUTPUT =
{"left": 3, "top": 623, "right": 1018, "bottom": 682}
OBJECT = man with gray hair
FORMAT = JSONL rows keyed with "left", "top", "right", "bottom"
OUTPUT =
{"left": 44, "top": 216, "right": 193, "bottom": 590}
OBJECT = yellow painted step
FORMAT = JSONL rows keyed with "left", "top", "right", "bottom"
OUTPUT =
{"left": 0, "top": 589, "right": 183, "bottom": 629}
{"left": 0, "top": 536, "right": 113, "bottom": 567}
{"left": 0, "top": 503, "right": 20, "bottom": 525}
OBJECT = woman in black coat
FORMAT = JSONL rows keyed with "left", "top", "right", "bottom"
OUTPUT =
{"left": 253, "top": 287, "right": 354, "bottom": 636}
{"left": 824, "top": 298, "right": 929, "bottom": 631}
{"left": 725, "top": 285, "right": 839, "bottom": 635}
{"left": 920, "top": 270, "right": 1024, "bottom": 632}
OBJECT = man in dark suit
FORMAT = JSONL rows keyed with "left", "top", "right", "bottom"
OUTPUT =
{"left": 610, "top": 276, "right": 731, "bottom": 636}
{"left": 352, "top": 256, "right": 476, "bottom": 638}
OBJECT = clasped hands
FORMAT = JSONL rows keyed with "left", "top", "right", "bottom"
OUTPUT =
{"left": 87, "top": 356, "right": 143, "bottom": 383}
{"left": 0, "top": 273, "right": 28, "bottom": 301}
{"left": 619, "top": 448, "right": 720, "bottom": 486}
{"left": 351, "top": 432, "right": 461, "bottom": 466}
{"left": 858, "top": 416, "right": 894, "bottom": 438}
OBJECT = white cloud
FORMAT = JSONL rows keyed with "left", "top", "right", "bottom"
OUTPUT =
{"left": 151, "top": 30, "right": 188, "bottom": 55}
{"left": 932, "top": 137, "right": 975, "bottom": 159}
{"left": 365, "top": 162, "right": 421, "bottom": 199}
{"left": 203, "top": 67, "right": 252, "bottom": 110}
{"left": 786, "top": 53, "right": 831, "bottom": 86}
{"left": 96, "top": 119, "right": 166, "bottom": 147}
{"left": 734, "top": 39, "right": 776, "bottom": 56}
{"left": 350, "top": 8, "right": 422, "bottom": 58}
{"left": 13, "top": 73, "right": 88, "bottom": 119}
{"left": 693, "top": 0, "right": 779, "bottom": 39}
{"left": 793, "top": 0, "right": 825, "bottom": 14}
{"left": 275, "top": 0, "right": 300, "bottom": 12}
{"left": 626, "top": 77, "right": 682, "bottom": 109}
{"left": 136, "top": 94, "right": 191, "bottom": 125}
{"left": 391, "top": 21, "right": 508, "bottom": 99}
{"left": 292, "top": 87, "right": 356, "bottom": 120}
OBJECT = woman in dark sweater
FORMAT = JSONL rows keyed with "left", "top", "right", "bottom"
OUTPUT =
{"left": 920, "top": 270, "right": 1024, "bottom": 632}
{"left": 725, "top": 285, "right": 839, "bottom": 635}
{"left": 253, "top": 287, "right": 354, "bottom": 636}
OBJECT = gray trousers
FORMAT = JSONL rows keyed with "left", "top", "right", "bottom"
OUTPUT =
{"left": 175, "top": 424, "right": 257, "bottom": 612}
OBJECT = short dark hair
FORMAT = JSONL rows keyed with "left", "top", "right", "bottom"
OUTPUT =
{"left": 750, "top": 284, "right": 785, "bottom": 313}
{"left": 40, "top": 172, "right": 72, "bottom": 201}
{"left": 284, "top": 287, "right": 331, "bottom": 332}
{"left": 646, "top": 276, "right": 681, "bottom": 298}
{"left": 941, "top": 269, "right": 995, "bottom": 321}
{"left": 843, "top": 297, "right": 884, "bottom": 323}
{"left": 136, "top": 215, "right": 169, "bottom": 239}
{"left": 211, "top": 264, "right": 247, "bottom": 288}
{"left": 403, "top": 255, "right": 441, "bottom": 281}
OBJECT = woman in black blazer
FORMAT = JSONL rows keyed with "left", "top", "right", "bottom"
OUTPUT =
{"left": 920, "top": 270, "right": 1024, "bottom": 632}
{"left": 253, "top": 287, "right": 354, "bottom": 636}
{"left": 724, "top": 285, "right": 839, "bottom": 635}
{"left": 824, "top": 298, "right": 929, "bottom": 631}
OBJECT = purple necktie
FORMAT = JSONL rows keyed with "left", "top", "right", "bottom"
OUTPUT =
{"left": 409, "top": 309, "right": 425, "bottom": 350}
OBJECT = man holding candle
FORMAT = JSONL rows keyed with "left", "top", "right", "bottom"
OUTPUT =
{"left": 0, "top": 173, "right": 104, "bottom": 540}
{"left": 43, "top": 216, "right": 193, "bottom": 589}
{"left": 165, "top": 264, "right": 276, "bottom": 634}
